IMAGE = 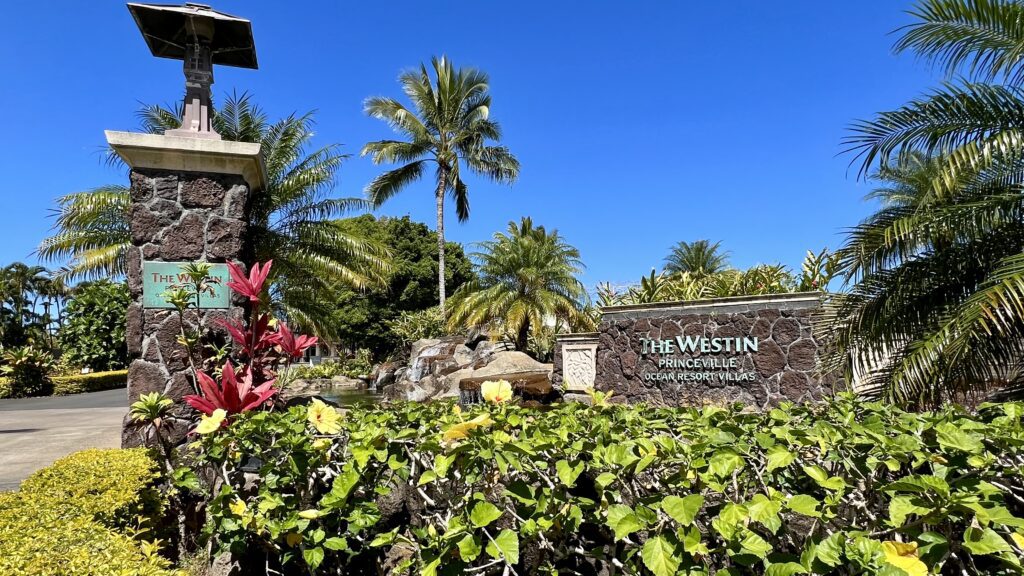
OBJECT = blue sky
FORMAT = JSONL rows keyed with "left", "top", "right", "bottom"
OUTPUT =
{"left": 0, "top": 1, "right": 935, "bottom": 290}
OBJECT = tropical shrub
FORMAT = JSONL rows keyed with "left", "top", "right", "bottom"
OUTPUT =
{"left": 602, "top": 248, "right": 838, "bottom": 308}
{"left": 386, "top": 305, "right": 448, "bottom": 346}
{"left": 50, "top": 369, "right": 127, "bottom": 395}
{"left": 175, "top": 260, "right": 317, "bottom": 418}
{"left": 0, "top": 448, "right": 178, "bottom": 576}
{"left": 290, "top": 350, "right": 374, "bottom": 381}
{"left": 59, "top": 279, "right": 129, "bottom": 371}
{"left": 0, "top": 376, "right": 9, "bottom": 398}
{"left": 0, "top": 344, "right": 53, "bottom": 397}
{"left": 187, "top": 395, "right": 1024, "bottom": 575}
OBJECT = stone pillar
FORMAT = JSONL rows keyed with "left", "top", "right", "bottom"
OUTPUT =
{"left": 106, "top": 132, "right": 265, "bottom": 446}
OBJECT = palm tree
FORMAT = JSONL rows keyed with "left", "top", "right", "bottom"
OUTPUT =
{"left": 663, "top": 240, "right": 730, "bottom": 277}
{"left": 448, "top": 217, "right": 588, "bottom": 352}
{"left": 38, "top": 93, "right": 389, "bottom": 335}
{"left": 820, "top": 151, "right": 1024, "bottom": 406}
{"left": 829, "top": 0, "right": 1024, "bottom": 405}
{"left": 362, "top": 56, "right": 520, "bottom": 314}
{"left": 38, "top": 186, "right": 130, "bottom": 280}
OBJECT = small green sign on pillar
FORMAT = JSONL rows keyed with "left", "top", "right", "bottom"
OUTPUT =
{"left": 142, "top": 261, "right": 232, "bottom": 309}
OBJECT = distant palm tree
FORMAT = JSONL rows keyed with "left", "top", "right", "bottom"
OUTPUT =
{"left": 362, "top": 56, "right": 520, "bottom": 314}
{"left": 38, "top": 93, "right": 389, "bottom": 335}
{"left": 448, "top": 217, "right": 588, "bottom": 351}
{"left": 663, "top": 240, "right": 730, "bottom": 277}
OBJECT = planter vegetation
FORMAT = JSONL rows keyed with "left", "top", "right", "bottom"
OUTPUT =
{"left": 184, "top": 394, "right": 1024, "bottom": 575}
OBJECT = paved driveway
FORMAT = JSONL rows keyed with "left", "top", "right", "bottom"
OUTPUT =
{"left": 0, "top": 389, "right": 126, "bottom": 491}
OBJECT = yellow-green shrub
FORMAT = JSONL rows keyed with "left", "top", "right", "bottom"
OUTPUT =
{"left": 0, "top": 493, "right": 178, "bottom": 576}
{"left": 0, "top": 376, "right": 10, "bottom": 398}
{"left": 19, "top": 448, "right": 162, "bottom": 527}
{"left": 0, "top": 449, "right": 180, "bottom": 576}
{"left": 51, "top": 369, "right": 127, "bottom": 396}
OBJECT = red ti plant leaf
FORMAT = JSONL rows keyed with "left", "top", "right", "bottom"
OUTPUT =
{"left": 183, "top": 361, "right": 279, "bottom": 416}
{"left": 226, "top": 260, "right": 273, "bottom": 304}
{"left": 276, "top": 321, "right": 318, "bottom": 360}
{"left": 218, "top": 313, "right": 281, "bottom": 359}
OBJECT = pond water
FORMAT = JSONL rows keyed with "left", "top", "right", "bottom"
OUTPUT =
{"left": 319, "top": 388, "right": 383, "bottom": 407}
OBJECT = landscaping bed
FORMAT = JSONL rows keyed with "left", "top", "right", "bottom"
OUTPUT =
{"left": 180, "top": 394, "right": 1024, "bottom": 575}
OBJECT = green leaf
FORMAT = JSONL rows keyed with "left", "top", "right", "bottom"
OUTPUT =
{"left": 816, "top": 532, "right": 844, "bottom": 567}
{"left": 421, "top": 557, "right": 440, "bottom": 576}
{"left": 747, "top": 494, "right": 782, "bottom": 533}
{"left": 417, "top": 470, "right": 437, "bottom": 486}
{"left": 787, "top": 494, "right": 821, "bottom": 518}
{"left": 641, "top": 534, "right": 681, "bottom": 576}
{"left": 662, "top": 494, "right": 704, "bottom": 526}
{"left": 935, "top": 422, "right": 984, "bottom": 454}
{"left": 889, "top": 495, "right": 932, "bottom": 527}
{"left": 709, "top": 450, "right": 745, "bottom": 477}
{"left": 302, "top": 546, "right": 324, "bottom": 569}
{"left": 606, "top": 504, "right": 644, "bottom": 541}
{"left": 963, "top": 526, "right": 1012, "bottom": 555}
{"left": 470, "top": 501, "right": 503, "bottom": 528}
{"left": 595, "top": 472, "right": 617, "bottom": 488}
{"left": 766, "top": 445, "right": 796, "bottom": 472}
{"left": 457, "top": 534, "right": 481, "bottom": 562}
{"left": 740, "top": 532, "right": 773, "bottom": 558}
{"left": 324, "top": 537, "right": 348, "bottom": 551}
{"left": 765, "top": 561, "right": 807, "bottom": 576}
{"left": 556, "top": 459, "right": 585, "bottom": 487}
{"left": 485, "top": 529, "right": 520, "bottom": 565}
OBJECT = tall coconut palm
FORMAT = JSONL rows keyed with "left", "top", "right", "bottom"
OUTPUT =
{"left": 362, "top": 56, "right": 520, "bottom": 314}
{"left": 830, "top": 0, "right": 1024, "bottom": 405}
{"left": 663, "top": 240, "right": 730, "bottom": 277}
{"left": 38, "top": 93, "right": 389, "bottom": 335}
{"left": 448, "top": 217, "right": 588, "bottom": 351}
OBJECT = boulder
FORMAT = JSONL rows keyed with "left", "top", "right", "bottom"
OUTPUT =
{"left": 386, "top": 349, "right": 553, "bottom": 402}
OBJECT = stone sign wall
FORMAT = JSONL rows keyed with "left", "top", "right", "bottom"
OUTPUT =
{"left": 123, "top": 168, "right": 251, "bottom": 444}
{"left": 109, "top": 131, "right": 264, "bottom": 447}
{"left": 554, "top": 293, "right": 840, "bottom": 407}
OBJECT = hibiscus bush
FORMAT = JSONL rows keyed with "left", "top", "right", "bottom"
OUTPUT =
{"left": 182, "top": 392, "right": 1024, "bottom": 575}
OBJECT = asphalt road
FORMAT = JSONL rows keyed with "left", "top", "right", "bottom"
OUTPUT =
{"left": 0, "top": 388, "right": 127, "bottom": 491}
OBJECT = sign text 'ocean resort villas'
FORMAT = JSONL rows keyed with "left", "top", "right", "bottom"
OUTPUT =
{"left": 553, "top": 292, "right": 841, "bottom": 407}
{"left": 106, "top": 2, "right": 266, "bottom": 445}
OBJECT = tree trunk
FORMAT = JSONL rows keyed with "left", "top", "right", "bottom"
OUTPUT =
{"left": 516, "top": 318, "right": 531, "bottom": 352}
{"left": 435, "top": 169, "right": 448, "bottom": 315}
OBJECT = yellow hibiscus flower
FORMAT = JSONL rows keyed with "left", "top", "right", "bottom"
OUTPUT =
{"left": 882, "top": 541, "right": 927, "bottom": 576}
{"left": 196, "top": 409, "right": 227, "bottom": 434}
{"left": 307, "top": 398, "right": 343, "bottom": 434}
{"left": 442, "top": 414, "right": 494, "bottom": 443}
{"left": 481, "top": 380, "right": 513, "bottom": 404}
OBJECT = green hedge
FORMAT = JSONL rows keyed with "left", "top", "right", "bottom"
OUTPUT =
{"left": 190, "top": 395, "right": 1024, "bottom": 575}
{"left": 0, "top": 449, "right": 180, "bottom": 576}
{"left": 51, "top": 369, "right": 127, "bottom": 396}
